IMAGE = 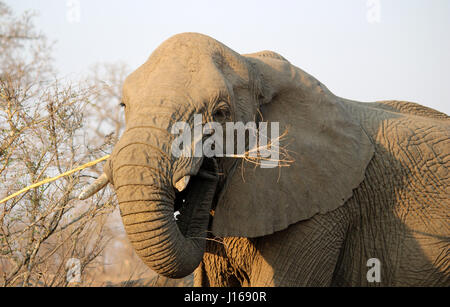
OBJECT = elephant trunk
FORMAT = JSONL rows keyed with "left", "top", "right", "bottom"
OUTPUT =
{"left": 118, "top": 187, "right": 205, "bottom": 278}
{"left": 112, "top": 133, "right": 217, "bottom": 278}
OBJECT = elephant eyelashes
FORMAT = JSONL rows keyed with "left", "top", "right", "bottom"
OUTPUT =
{"left": 213, "top": 108, "right": 231, "bottom": 122}
{"left": 212, "top": 101, "right": 231, "bottom": 122}
{"left": 213, "top": 110, "right": 228, "bottom": 122}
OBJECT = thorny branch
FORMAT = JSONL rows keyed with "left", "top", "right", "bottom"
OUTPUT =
{"left": 0, "top": 1, "right": 118, "bottom": 286}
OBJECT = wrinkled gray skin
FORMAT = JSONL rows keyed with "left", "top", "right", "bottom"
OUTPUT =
{"left": 88, "top": 33, "right": 449, "bottom": 286}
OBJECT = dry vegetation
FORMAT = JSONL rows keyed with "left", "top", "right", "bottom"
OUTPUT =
{"left": 0, "top": 1, "right": 192, "bottom": 287}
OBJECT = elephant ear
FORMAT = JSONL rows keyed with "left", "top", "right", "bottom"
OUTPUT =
{"left": 211, "top": 51, "right": 375, "bottom": 238}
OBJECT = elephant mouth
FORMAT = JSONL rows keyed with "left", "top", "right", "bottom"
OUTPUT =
{"left": 173, "top": 157, "right": 220, "bottom": 236}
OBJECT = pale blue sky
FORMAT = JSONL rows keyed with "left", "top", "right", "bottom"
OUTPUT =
{"left": 7, "top": 0, "right": 450, "bottom": 114}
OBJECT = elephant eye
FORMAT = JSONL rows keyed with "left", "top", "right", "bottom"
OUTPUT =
{"left": 213, "top": 110, "right": 228, "bottom": 121}
{"left": 213, "top": 102, "right": 230, "bottom": 122}
{"left": 119, "top": 102, "right": 126, "bottom": 108}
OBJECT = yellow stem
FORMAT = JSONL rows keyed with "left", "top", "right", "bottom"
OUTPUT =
{"left": 0, "top": 155, "right": 110, "bottom": 205}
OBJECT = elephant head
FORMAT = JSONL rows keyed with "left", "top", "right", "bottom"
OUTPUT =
{"left": 80, "top": 33, "right": 374, "bottom": 278}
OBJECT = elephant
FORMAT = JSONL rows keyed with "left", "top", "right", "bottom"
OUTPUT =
{"left": 80, "top": 32, "right": 449, "bottom": 286}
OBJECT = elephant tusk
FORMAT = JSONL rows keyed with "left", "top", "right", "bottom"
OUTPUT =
{"left": 174, "top": 176, "right": 190, "bottom": 192}
{"left": 78, "top": 173, "right": 109, "bottom": 200}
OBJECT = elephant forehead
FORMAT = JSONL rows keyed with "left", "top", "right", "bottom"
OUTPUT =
{"left": 124, "top": 59, "right": 237, "bottom": 104}
{"left": 122, "top": 34, "right": 251, "bottom": 109}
